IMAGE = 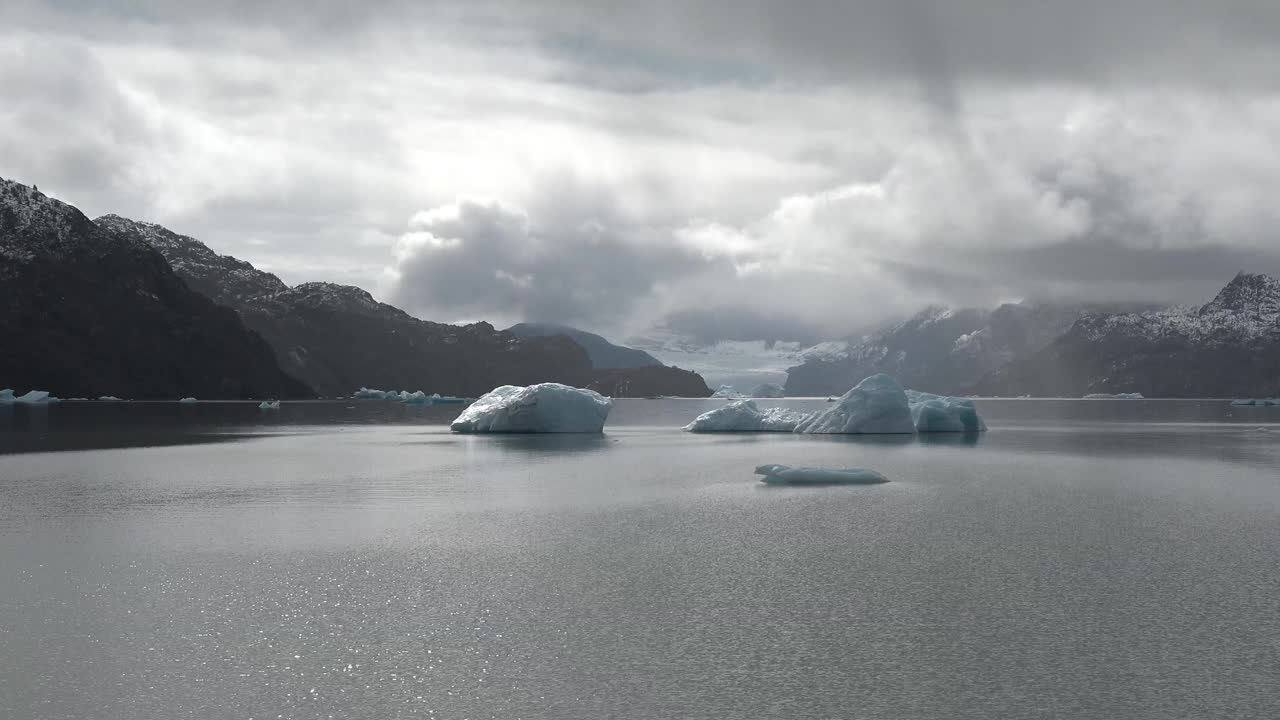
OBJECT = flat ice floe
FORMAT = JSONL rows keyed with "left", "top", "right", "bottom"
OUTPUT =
{"left": 794, "top": 374, "right": 916, "bottom": 434}
{"left": 450, "top": 383, "right": 612, "bottom": 433}
{"left": 684, "top": 400, "right": 808, "bottom": 432}
{"left": 754, "top": 464, "right": 889, "bottom": 485}
{"left": 906, "top": 390, "right": 988, "bottom": 433}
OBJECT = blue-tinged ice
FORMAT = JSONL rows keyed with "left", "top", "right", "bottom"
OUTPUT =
{"left": 2, "top": 390, "right": 59, "bottom": 403}
{"left": 178, "top": 397, "right": 197, "bottom": 403}
{"left": 906, "top": 390, "right": 988, "bottom": 433}
{"left": 711, "top": 384, "right": 743, "bottom": 399}
{"left": 259, "top": 400, "right": 280, "bottom": 409}
{"left": 450, "top": 383, "right": 612, "bottom": 433}
{"left": 754, "top": 464, "right": 889, "bottom": 485}
{"left": 748, "top": 383, "right": 786, "bottom": 398}
{"left": 794, "top": 374, "right": 916, "bottom": 434}
{"left": 684, "top": 400, "right": 809, "bottom": 432}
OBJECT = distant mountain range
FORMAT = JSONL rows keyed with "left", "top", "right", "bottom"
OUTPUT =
{"left": 787, "top": 274, "right": 1280, "bottom": 398}
{"left": 507, "top": 323, "right": 662, "bottom": 369}
{"left": 971, "top": 273, "right": 1280, "bottom": 398}
{"left": 97, "top": 213, "right": 709, "bottom": 398}
{"left": 0, "top": 178, "right": 310, "bottom": 399}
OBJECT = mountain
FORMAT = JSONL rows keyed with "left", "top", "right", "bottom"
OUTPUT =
{"left": 507, "top": 323, "right": 662, "bottom": 369}
{"left": 624, "top": 327, "right": 819, "bottom": 390}
{"left": 97, "top": 215, "right": 595, "bottom": 397}
{"left": 972, "top": 273, "right": 1280, "bottom": 398}
{"left": 0, "top": 178, "right": 312, "bottom": 399}
{"left": 584, "top": 366, "right": 712, "bottom": 397}
{"left": 785, "top": 302, "right": 1142, "bottom": 396}
{"left": 98, "top": 215, "right": 710, "bottom": 397}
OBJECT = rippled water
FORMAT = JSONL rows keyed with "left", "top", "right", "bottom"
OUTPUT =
{"left": 2, "top": 399, "right": 1279, "bottom": 719}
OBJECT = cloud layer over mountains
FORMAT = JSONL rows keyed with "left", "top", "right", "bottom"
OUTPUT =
{"left": 5, "top": 1, "right": 1280, "bottom": 337}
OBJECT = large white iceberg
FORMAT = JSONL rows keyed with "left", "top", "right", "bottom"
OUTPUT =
{"left": 711, "top": 384, "right": 742, "bottom": 399}
{"left": 906, "top": 390, "right": 988, "bottom": 433}
{"left": 748, "top": 383, "right": 786, "bottom": 398}
{"left": 450, "top": 383, "right": 612, "bottom": 433}
{"left": 754, "top": 464, "right": 889, "bottom": 485}
{"left": 1, "top": 390, "right": 59, "bottom": 404}
{"left": 794, "top": 374, "right": 916, "bottom": 434}
{"left": 684, "top": 400, "right": 809, "bottom": 432}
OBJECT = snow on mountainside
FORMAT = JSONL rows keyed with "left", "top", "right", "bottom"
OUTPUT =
{"left": 0, "top": 177, "right": 312, "bottom": 399}
{"left": 972, "top": 272, "right": 1280, "bottom": 397}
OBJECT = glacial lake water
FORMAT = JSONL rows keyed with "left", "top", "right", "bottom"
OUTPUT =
{"left": 2, "top": 398, "right": 1279, "bottom": 719}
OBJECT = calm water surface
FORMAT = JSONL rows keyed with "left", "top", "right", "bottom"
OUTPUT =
{"left": 2, "top": 399, "right": 1279, "bottom": 719}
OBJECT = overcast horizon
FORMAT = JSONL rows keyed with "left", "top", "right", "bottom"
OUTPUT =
{"left": 5, "top": 1, "right": 1280, "bottom": 340}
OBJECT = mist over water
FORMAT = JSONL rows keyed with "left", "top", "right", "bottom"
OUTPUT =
{"left": 2, "top": 400, "right": 1279, "bottom": 719}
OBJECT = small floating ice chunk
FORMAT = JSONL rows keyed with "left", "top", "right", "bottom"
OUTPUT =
{"left": 684, "top": 400, "right": 810, "bottom": 432}
{"left": 1085, "top": 392, "right": 1145, "bottom": 399}
{"left": 178, "top": 397, "right": 197, "bottom": 404}
{"left": 0, "top": 389, "right": 12, "bottom": 402}
{"left": 906, "top": 390, "right": 987, "bottom": 433}
{"left": 259, "top": 400, "right": 280, "bottom": 409}
{"left": 400, "top": 391, "right": 429, "bottom": 405}
{"left": 711, "top": 384, "right": 743, "bottom": 399}
{"left": 450, "top": 383, "right": 612, "bottom": 433}
{"left": 794, "top": 374, "right": 915, "bottom": 434}
{"left": 353, "top": 387, "right": 389, "bottom": 400}
{"left": 754, "top": 464, "right": 888, "bottom": 485}
{"left": 98, "top": 395, "right": 124, "bottom": 401}
{"left": 748, "top": 383, "right": 786, "bottom": 398}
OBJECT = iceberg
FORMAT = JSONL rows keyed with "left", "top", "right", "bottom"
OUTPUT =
{"left": 400, "top": 391, "right": 429, "bottom": 404}
{"left": 431, "top": 393, "right": 467, "bottom": 404}
{"left": 711, "top": 384, "right": 743, "bottom": 398}
{"left": 906, "top": 390, "right": 988, "bottom": 433}
{"left": 450, "top": 383, "right": 613, "bottom": 433}
{"left": 259, "top": 400, "right": 280, "bottom": 409}
{"left": 98, "top": 395, "right": 124, "bottom": 401}
{"left": 178, "top": 397, "right": 198, "bottom": 404}
{"left": 2, "top": 390, "right": 59, "bottom": 404}
{"left": 794, "top": 374, "right": 916, "bottom": 434}
{"left": 353, "top": 387, "right": 390, "bottom": 399}
{"left": 748, "top": 383, "right": 786, "bottom": 398}
{"left": 1085, "top": 392, "right": 1145, "bottom": 399}
{"left": 754, "top": 464, "right": 888, "bottom": 485}
{"left": 1231, "top": 398, "right": 1280, "bottom": 406}
{"left": 684, "top": 400, "right": 810, "bottom": 432}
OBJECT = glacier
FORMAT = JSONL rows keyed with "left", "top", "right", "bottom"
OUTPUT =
{"left": 906, "top": 390, "right": 988, "bottom": 433}
{"left": 754, "top": 464, "right": 889, "bottom": 485}
{"left": 748, "top": 383, "right": 786, "bottom": 398}
{"left": 450, "top": 383, "right": 612, "bottom": 434}
{"left": 711, "top": 385, "right": 743, "bottom": 399}
{"left": 794, "top": 374, "right": 916, "bottom": 434}
{"left": 684, "top": 400, "right": 809, "bottom": 432}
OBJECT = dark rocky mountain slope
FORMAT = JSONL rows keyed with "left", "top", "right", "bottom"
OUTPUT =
{"left": 507, "top": 322, "right": 662, "bottom": 369}
{"left": 0, "top": 178, "right": 312, "bottom": 399}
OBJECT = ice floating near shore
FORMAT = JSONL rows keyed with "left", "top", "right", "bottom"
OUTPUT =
{"left": 754, "top": 464, "right": 888, "bottom": 485}
{"left": 1232, "top": 398, "right": 1280, "bottom": 406}
{"left": 450, "top": 383, "right": 612, "bottom": 433}
{"left": 711, "top": 384, "right": 742, "bottom": 399}
{"left": 1, "top": 390, "right": 59, "bottom": 404}
{"left": 684, "top": 400, "right": 809, "bottom": 432}
{"left": 794, "top": 374, "right": 916, "bottom": 434}
{"left": 1085, "top": 392, "right": 1145, "bottom": 399}
{"left": 259, "top": 400, "right": 280, "bottom": 409}
{"left": 178, "top": 397, "right": 197, "bottom": 404}
{"left": 748, "top": 383, "right": 786, "bottom": 398}
{"left": 906, "top": 390, "right": 988, "bottom": 433}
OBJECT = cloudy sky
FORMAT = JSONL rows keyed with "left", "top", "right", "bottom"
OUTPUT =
{"left": 5, "top": 1, "right": 1280, "bottom": 340}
